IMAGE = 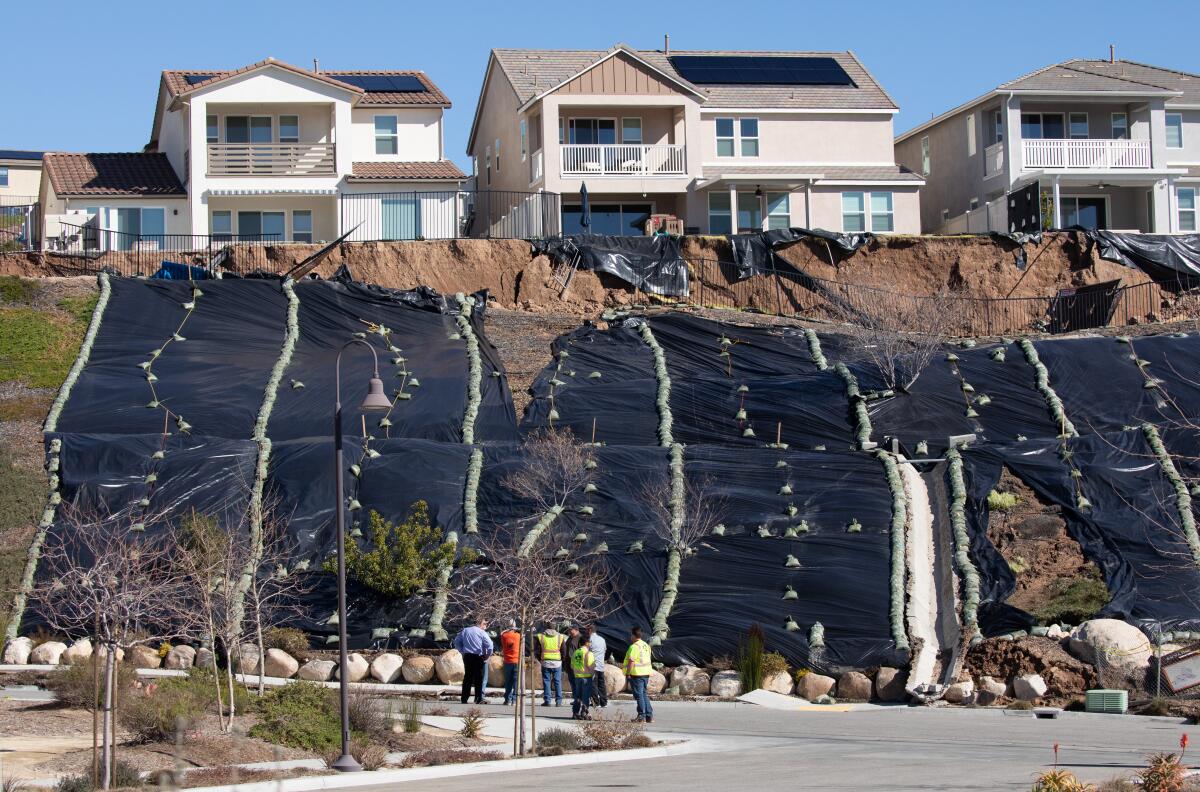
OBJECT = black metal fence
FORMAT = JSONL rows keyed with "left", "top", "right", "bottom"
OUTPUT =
{"left": 47, "top": 222, "right": 281, "bottom": 277}
{"left": 339, "top": 189, "right": 560, "bottom": 241}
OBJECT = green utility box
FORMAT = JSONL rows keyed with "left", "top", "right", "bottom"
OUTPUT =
{"left": 1085, "top": 689, "right": 1129, "bottom": 714}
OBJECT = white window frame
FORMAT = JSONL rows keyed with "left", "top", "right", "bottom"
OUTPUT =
{"left": 869, "top": 192, "right": 894, "bottom": 232}
{"left": 1020, "top": 112, "right": 1065, "bottom": 140}
{"left": 920, "top": 136, "right": 930, "bottom": 176}
{"left": 993, "top": 110, "right": 1004, "bottom": 143}
{"left": 0, "top": 166, "right": 7, "bottom": 187}
{"left": 374, "top": 115, "right": 399, "bottom": 155}
{"left": 967, "top": 114, "right": 977, "bottom": 156}
{"left": 1179, "top": 187, "right": 1197, "bottom": 232}
{"left": 1166, "top": 113, "right": 1184, "bottom": 149}
{"left": 621, "top": 117, "right": 643, "bottom": 145}
{"left": 211, "top": 210, "right": 232, "bottom": 240}
{"left": 1069, "top": 112, "right": 1089, "bottom": 139}
{"left": 739, "top": 118, "right": 759, "bottom": 157}
{"left": 766, "top": 192, "right": 790, "bottom": 230}
{"left": 278, "top": 114, "right": 300, "bottom": 144}
{"left": 519, "top": 119, "right": 527, "bottom": 161}
{"left": 292, "top": 210, "right": 313, "bottom": 243}
{"left": 1111, "top": 112, "right": 1129, "bottom": 140}
{"left": 841, "top": 191, "right": 894, "bottom": 233}
{"left": 707, "top": 192, "right": 732, "bottom": 234}
{"left": 715, "top": 117, "right": 735, "bottom": 157}
{"left": 969, "top": 197, "right": 980, "bottom": 211}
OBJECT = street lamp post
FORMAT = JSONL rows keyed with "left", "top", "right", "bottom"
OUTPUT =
{"left": 330, "top": 338, "right": 392, "bottom": 773}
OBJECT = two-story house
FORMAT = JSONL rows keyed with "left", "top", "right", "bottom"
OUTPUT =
{"left": 468, "top": 44, "right": 922, "bottom": 237}
{"left": 39, "top": 58, "right": 464, "bottom": 248}
{"left": 895, "top": 58, "right": 1200, "bottom": 234}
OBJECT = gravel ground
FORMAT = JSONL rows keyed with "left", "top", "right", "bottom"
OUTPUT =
{"left": 483, "top": 307, "right": 585, "bottom": 419}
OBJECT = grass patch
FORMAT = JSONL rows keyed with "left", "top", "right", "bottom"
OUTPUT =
{"left": 0, "top": 445, "right": 44, "bottom": 636}
{"left": 57, "top": 295, "right": 98, "bottom": 325}
{"left": 1033, "top": 565, "right": 1110, "bottom": 625}
{"left": 987, "top": 490, "right": 1019, "bottom": 511}
{"left": 0, "top": 394, "right": 50, "bottom": 421}
{"left": 0, "top": 276, "right": 37, "bottom": 305}
{"left": 0, "top": 305, "right": 88, "bottom": 388}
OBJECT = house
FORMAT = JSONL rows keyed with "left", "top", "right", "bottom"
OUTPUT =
{"left": 467, "top": 43, "right": 923, "bottom": 237}
{"left": 895, "top": 58, "right": 1200, "bottom": 234}
{"left": 0, "top": 150, "right": 44, "bottom": 205}
{"left": 39, "top": 58, "right": 464, "bottom": 248}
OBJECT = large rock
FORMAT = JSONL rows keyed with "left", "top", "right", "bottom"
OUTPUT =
{"left": 95, "top": 645, "right": 124, "bottom": 662}
{"left": 646, "top": 669, "right": 667, "bottom": 696}
{"left": 1069, "top": 619, "right": 1152, "bottom": 672}
{"left": 63, "top": 638, "right": 93, "bottom": 665}
{"left": 233, "top": 644, "right": 260, "bottom": 675}
{"left": 263, "top": 648, "right": 299, "bottom": 679}
{"left": 298, "top": 659, "right": 336, "bottom": 682}
{"left": 3, "top": 637, "right": 33, "bottom": 665}
{"left": 943, "top": 679, "right": 975, "bottom": 704}
{"left": 370, "top": 653, "right": 404, "bottom": 683}
{"left": 194, "top": 647, "right": 215, "bottom": 669}
{"left": 671, "top": 665, "right": 711, "bottom": 697}
{"left": 524, "top": 660, "right": 543, "bottom": 691}
{"left": 434, "top": 649, "right": 465, "bottom": 684}
{"left": 763, "top": 670, "right": 794, "bottom": 696}
{"left": 874, "top": 667, "right": 907, "bottom": 702}
{"left": 335, "top": 652, "right": 369, "bottom": 682}
{"left": 1013, "top": 673, "right": 1048, "bottom": 701}
{"left": 401, "top": 655, "right": 435, "bottom": 684}
{"left": 164, "top": 645, "right": 196, "bottom": 670}
{"left": 977, "top": 676, "right": 1007, "bottom": 706}
{"left": 486, "top": 654, "right": 505, "bottom": 684}
{"left": 795, "top": 672, "right": 836, "bottom": 701}
{"left": 129, "top": 644, "right": 162, "bottom": 669}
{"left": 709, "top": 670, "right": 742, "bottom": 698}
{"left": 836, "top": 671, "right": 872, "bottom": 701}
{"left": 30, "top": 641, "right": 67, "bottom": 665}
{"left": 603, "top": 665, "right": 626, "bottom": 696}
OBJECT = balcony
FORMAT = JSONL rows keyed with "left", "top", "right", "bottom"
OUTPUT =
{"left": 561, "top": 144, "right": 686, "bottom": 177}
{"left": 1021, "top": 138, "right": 1151, "bottom": 170}
{"left": 207, "top": 143, "right": 336, "bottom": 176}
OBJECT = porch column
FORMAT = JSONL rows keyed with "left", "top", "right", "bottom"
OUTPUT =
{"left": 804, "top": 180, "right": 813, "bottom": 228}
{"left": 1167, "top": 177, "right": 1178, "bottom": 233}
{"left": 1051, "top": 176, "right": 1062, "bottom": 229}
{"left": 759, "top": 191, "right": 767, "bottom": 231}
{"left": 728, "top": 184, "right": 738, "bottom": 233}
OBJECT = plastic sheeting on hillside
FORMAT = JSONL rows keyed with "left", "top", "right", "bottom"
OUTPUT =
{"left": 727, "top": 228, "right": 874, "bottom": 279}
{"left": 1084, "top": 230, "right": 1200, "bottom": 285}
{"left": 530, "top": 234, "right": 688, "bottom": 295}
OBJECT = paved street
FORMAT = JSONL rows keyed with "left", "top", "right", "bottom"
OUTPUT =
{"left": 389, "top": 699, "right": 1192, "bottom": 791}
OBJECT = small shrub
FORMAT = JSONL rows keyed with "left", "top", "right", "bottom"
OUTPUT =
{"left": 46, "top": 659, "right": 137, "bottom": 711}
{"left": 988, "top": 490, "right": 1019, "bottom": 511}
{"left": 761, "top": 652, "right": 789, "bottom": 677}
{"left": 537, "top": 727, "right": 582, "bottom": 753}
{"left": 1009, "top": 556, "right": 1029, "bottom": 575}
{"left": 112, "top": 761, "right": 142, "bottom": 789}
{"left": 120, "top": 676, "right": 208, "bottom": 743}
{"left": 356, "top": 742, "right": 390, "bottom": 771}
{"left": 29, "top": 627, "right": 62, "bottom": 647}
{"left": 2, "top": 775, "right": 28, "bottom": 792}
{"left": 1031, "top": 768, "right": 1093, "bottom": 791}
{"left": 427, "top": 705, "right": 450, "bottom": 716}
{"left": 55, "top": 775, "right": 92, "bottom": 792}
{"left": 1007, "top": 700, "right": 1034, "bottom": 711}
{"left": 348, "top": 693, "right": 391, "bottom": 741}
{"left": 736, "top": 624, "right": 766, "bottom": 692}
{"left": 249, "top": 682, "right": 341, "bottom": 752}
{"left": 793, "top": 668, "right": 810, "bottom": 685}
{"left": 400, "top": 748, "right": 503, "bottom": 768}
{"left": 1141, "top": 698, "right": 1174, "bottom": 717}
{"left": 1137, "top": 752, "right": 1187, "bottom": 792}
{"left": 580, "top": 714, "right": 642, "bottom": 750}
{"left": 459, "top": 707, "right": 485, "bottom": 739}
{"left": 264, "top": 627, "right": 310, "bottom": 659}
{"left": 325, "top": 503, "right": 457, "bottom": 598}
{"left": 622, "top": 732, "right": 655, "bottom": 749}
{"left": 1096, "top": 778, "right": 1137, "bottom": 792}
{"left": 400, "top": 699, "right": 422, "bottom": 733}
{"left": 1034, "top": 567, "right": 1110, "bottom": 625}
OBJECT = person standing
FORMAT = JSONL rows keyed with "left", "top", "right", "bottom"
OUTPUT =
{"left": 562, "top": 626, "right": 582, "bottom": 703}
{"left": 586, "top": 625, "right": 608, "bottom": 709}
{"left": 622, "top": 626, "right": 653, "bottom": 723}
{"left": 499, "top": 620, "right": 522, "bottom": 706}
{"left": 452, "top": 617, "right": 493, "bottom": 705}
{"left": 535, "top": 624, "right": 566, "bottom": 707}
{"left": 570, "top": 639, "right": 596, "bottom": 720}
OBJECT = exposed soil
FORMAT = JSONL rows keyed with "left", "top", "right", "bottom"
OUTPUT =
{"left": 483, "top": 307, "right": 583, "bottom": 417}
{"left": 964, "top": 636, "right": 1098, "bottom": 705}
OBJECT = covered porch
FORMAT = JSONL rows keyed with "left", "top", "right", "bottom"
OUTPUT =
{"left": 206, "top": 191, "right": 338, "bottom": 243}
{"left": 693, "top": 173, "right": 822, "bottom": 234}
{"left": 1035, "top": 173, "right": 1167, "bottom": 232}
{"left": 560, "top": 192, "right": 683, "bottom": 237}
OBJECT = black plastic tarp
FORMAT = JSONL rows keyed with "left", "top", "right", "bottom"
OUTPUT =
{"left": 530, "top": 234, "right": 689, "bottom": 296}
{"left": 1085, "top": 230, "right": 1200, "bottom": 285}
{"left": 728, "top": 228, "right": 874, "bottom": 280}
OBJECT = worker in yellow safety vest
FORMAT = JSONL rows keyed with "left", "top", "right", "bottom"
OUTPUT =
{"left": 622, "top": 626, "right": 654, "bottom": 723}
{"left": 535, "top": 625, "right": 566, "bottom": 706}
{"left": 570, "top": 643, "right": 596, "bottom": 720}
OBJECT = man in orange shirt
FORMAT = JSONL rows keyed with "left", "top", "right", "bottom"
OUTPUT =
{"left": 499, "top": 620, "right": 522, "bottom": 706}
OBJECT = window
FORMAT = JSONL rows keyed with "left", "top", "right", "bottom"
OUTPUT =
{"left": 739, "top": 118, "right": 759, "bottom": 157}
{"left": 1069, "top": 112, "right": 1089, "bottom": 139}
{"left": 969, "top": 198, "right": 980, "bottom": 211}
{"left": 567, "top": 119, "right": 615, "bottom": 144}
{"left": 519, "top": 119, "right": 527, "bottom": 161}
{"left": 1166, "top": 113, "right": 1183, "bottom": 149}
{"left": 374, "top": 116, "right": 398, "bottom": 155}
{"left": 495, "top": 138, "right": 501, "bottom": 172}
{"left": 842, "top": 192, "right": 894, "bottom": 233}
{"left": 115, "top": 207, "right": 166, "bottom": 250}
{"left": 212, "top": 210, "right": 232, "bottom": 241}
{"left": 766, "top": 192, "right": 790, "bottom": 230}
{"left": 238, "top": 211, "right": 286, "bottom": 241}
{"left": 561, "top": 203, "right": 650, "bottom": 236}
{"left": 708, "top": 192, "right": 732, "bottom": 234}
{"left": 715, "top": 118, "right": 735, "bottom": 157}
{"left": 206, "top": 115, "right": 218, "bottom": 144}
{"left": 1111, "top": 112, "right": 1128, "bottom": 140}
{"left": 842, "top": 192, "right": 866, "bottom": 233}
{"left": 737, "top": 192, "right": 762, "bottom": 232}
{"left": 226, "top": 116, "right": 271, "bottom": 144}
{"left": 621, "top": 117, "right": 643, "bottom": 145}
{"left": 993, "top": 110, "right": 1004, "bottom": 143}
{"left": 967, "top": 114, "right": 977, "bottom": 156}
{"left": 870, "top": 192, "right": 894, "bottom": 232}
{"left": 0, "top": 166, "right": 7, "bottom": 187}
{"left": 1021, "top": 113, "right": 1065, "bottom": 139}
{"left": 1180, "top": 188, "right": 1197, "bottom": 232}
{"left": 292, "top": 210, "right": 312, "bottom": 243}
{"left": 920, "top": 136, "right": 930, "bottom": 176}
{"left": 485, "top": 145, "right": 491, "bottom": 186}
{"left": 558, "top": 117, "right": 564, "bottom": 145}
{"left": 279, "top": 115, "right": 299, "bottom": 144}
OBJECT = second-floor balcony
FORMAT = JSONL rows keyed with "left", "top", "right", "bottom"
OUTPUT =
{"left": 207, "top": 143, "right": 336, "bottom": 176}
{"left": 561, "top": 144, "right": 686, "bottom": 177}
{"left": 1021, "top": 138, "right": 1151, "bottom": 171}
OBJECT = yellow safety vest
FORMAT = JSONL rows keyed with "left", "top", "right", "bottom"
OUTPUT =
{"left": 571, "top": 646, "right": 595, "bottom": 678}
{"left": 624, "top": 639, "right": 652, "bottom": 677}
{"left": 538, "top": 632, "right": 564, "bottom": 661}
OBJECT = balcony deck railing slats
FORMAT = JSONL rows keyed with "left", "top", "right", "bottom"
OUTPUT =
{"left": 560, "top": 144, "right": 686, "bottom": 176}
{"left": 208, "top": 143, "right": 336, "bottom": 176}
{"left": 1022, "top": 138, "right": 1151, "bottom": 170}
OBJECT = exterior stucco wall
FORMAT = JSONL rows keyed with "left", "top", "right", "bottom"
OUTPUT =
{"left": 207, "top": 195, "right": 338, "bottom": 241}
{"left": 895, "top": 104, "right": 997, "bottom": 233}
{"left": 0, "top": 163, "right": 42, "bottom": 202}
{"left": 699, "top": 112, "right": 898, "bottom": 164}
{"left": 468, "top": 61, "right": 529, "bottom": 193}
{"left": 351, "top": 107, "right": 442, "bottom": 163}
{"left": 1164, "top": 108, "right": 1200, "bottom": 164}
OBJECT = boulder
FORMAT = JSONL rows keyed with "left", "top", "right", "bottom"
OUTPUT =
{"left": 1069, "top": 619, "right": 1152, "bottom": 672}
{"left": 298, "top": 659, "right": 337, "bottom": 682}
{"left": 977, "top": 676, "right": 1007, "bottom": 706}
{"left": 671, "top": 665, "right": 711, "bottom": 697}
{"left": 1013, "top": 673, "right": 1048, "bottom": 701}
{"left": 335, "top": 653, "right": 369, "bottom": 682}
{"left": 603, "top": 665, "right": 626, "bottom": 696}
{"left": 763, "top": 670, "right": 794, "bottom": 696}
{"left": 164, "top": 645, "right": 196, "bottom": 670}
{"left": 401, "top": 655, "right": 435, "bottom": 684}
{"left": 95, "top": 645, "right": 124, "bottom": 662}
{"left": 30, "top": 641, "right": 67, "bottom": 665}
{"left": 434, "top": 649, "right": 465, "bottom": 684}
{"left": 486, "top": 654, "right": 505, "bottom": 684}
{"left": 3, "top": 637, "right": 33, "bottom": 665}
{"left": 234, "top": 644, "right": 260, "bottom": 675}
{"left": 646, "top": 670, "right": 667, "bottom": 696}
{"left": 874, "top": 667, "right": 907, "bottom": 702}
{"left": 795, "top": 672, "right": 836, "bottom": 701}
{"left": 63, "top": 638, "right": 93, "bottom": 664}
{"left": 370, "top": 653, "right": 404, "bottom": 684}
{"left": 835, "top": 671, "right": 872, "bottom": 701}
{"left": 194, "top": 648, "right": 215, "bottom": 669}
{"left": 129, "top": 644, "right": 162, "bottom": 669}
{"left": 524, "top": 660, "right": 544, "bottom": 690}
{"left": 709, "top": 670, "right": 742, "bottom": 698}
{"left": 1046, "top": 624, "right": 1066, "bottom": 639}
{"left": 943, "top": 679, "right": 975, "bottom": 704}
{"left": 263, "top": 648, "right": 299, "bottom": 679}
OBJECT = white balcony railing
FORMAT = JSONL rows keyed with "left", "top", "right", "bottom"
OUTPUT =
{"left": 1021, "top": 138, "right": 1151, "bottom": 170}
{"left": 207, "top": 143, "right": 336, "bottom": 176}
{"left": 984, "top": 141, "right": 1005, "bottom": 178}
{"left": 561, "top": 144, "right": 686, "bottom": 176}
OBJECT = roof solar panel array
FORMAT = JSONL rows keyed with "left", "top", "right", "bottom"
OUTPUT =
{"left": 669, "top": 55, "right": 855, "bottom": 86}
{"left": 183, "top": 74, "right": 215, "bottom": 85}
{"left": 334, "top": 74, "right": 427, "bottom": 92}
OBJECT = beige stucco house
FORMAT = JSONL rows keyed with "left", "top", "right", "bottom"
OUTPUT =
{"left": 467, "top": 44, "right": 922, "bottom": 236}
{"left": 0, "top": 150, "right": 43, "bottom": 204}
{"left": 895, "top": 59, "right": 1200, "bottom": 234}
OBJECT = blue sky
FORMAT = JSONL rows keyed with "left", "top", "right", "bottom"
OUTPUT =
{"left": 3, "top": 0, "right": 1197, "bottom": 171}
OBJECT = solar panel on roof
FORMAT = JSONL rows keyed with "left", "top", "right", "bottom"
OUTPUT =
{"left": 183, "top": 74, "right": 216, "bottom": 85}
{"left": 335, "top": 74, "right": 427, "bottom": 92}
{"left": 669, "top": 55, "right": 855, "bottom": 86}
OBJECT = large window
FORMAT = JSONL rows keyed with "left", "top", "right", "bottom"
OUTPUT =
{"left": 278, "top": 115, "right": 299, "bottom": 144}
{"left": 920, "top": 136, "right": 930, "bottom": 176}
{"left": 0, "top": 166, "right": 7, "bottom": 187}
{"left": 561, "top": 203, "right": 651, "bottom": 236}
{"left": 226, "top": 116, "right": 272, "bottom": 144}
{"left": 1166, "top": 113, "right": 1183, "bottom": 149}
{"left": 715, "top": 118, "right": 758, "bottom": 158}
{"left": 1058, "top": 197, "right": 1107, "bottom": 229}
{"left": 382, "top": 195, "right": 420, "bottom": 240}
{"left": 567, "top": 118, "right": 616, "bottom": 144}
{"left": 1180, "top": 188, "right": 1197, "bottom": 232}
{"left": 767, "top": 192, "right": 790, "bottom": 230}
{"left": 1069, "top": 112, "right": 1089, "bottom": 139}
{"left": 292, "top": 210, "right": 313, "bottom": 243}
{"left": 115, "top": 207, "right": 166, "bottom": 250}
{"left": 1111, "top": 112, "right": 1128, "bottom": 140}
{"left": 715, "top": 118, "right": 735, "bottom": 157}
{"left": 211, "top": 210, "right": 232, "bottom": 241}
{"left": 621, "top": 117, "right": 643, "bottom": 145}
{"left": 1021, "top": 113, "right": 1065, "bottom": 139}
{"left": 736, "top": 192, "right": 761, "bottom": 232}
{"left": 739, "top": 118, "right": 759, "bottom": 157}
{"left": 708, "top": 192, "right": 732, "bottom": 234}
{"left": 238, "top": 211, "right": 286, "bottom": 241}
{"left": 842, "top": 192, "right": 894, "bottom": 233}
{"left": 374, "top": 116, "right": 398, "bottom": 155}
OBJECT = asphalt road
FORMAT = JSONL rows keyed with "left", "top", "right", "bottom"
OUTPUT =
{"left": 379, "top": 699, "right": 1192, "bottom": 791}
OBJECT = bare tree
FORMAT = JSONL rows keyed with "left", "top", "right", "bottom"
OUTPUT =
{"left": 29, "top": 506, "right": 192, "bottom": 789}
{"left": 638, "top": 473, "right": 726, "bottom": 558}
{"left": 501, "top": 428, "right": 596, "bottom": 555}
{"left": 245, "top": 505, "right": 314, "bottom": 696}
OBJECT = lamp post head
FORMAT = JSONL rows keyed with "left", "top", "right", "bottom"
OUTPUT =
{"left": 360, "top": 377, "right": 392, "bottom": 411}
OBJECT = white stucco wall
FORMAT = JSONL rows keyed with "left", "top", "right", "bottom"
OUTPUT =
{"left": 698, "top": 111, "right": 898, "bottom": 165}
{"left": 0, "top": 163, "right": 42, "bottom": 201}
{"left": 350, "top": 107, "right": 443, "bottom": 163}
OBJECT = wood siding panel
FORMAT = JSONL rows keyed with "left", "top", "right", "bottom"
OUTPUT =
{"left": 558, "top": 53, "right": 679, "bottom": 96}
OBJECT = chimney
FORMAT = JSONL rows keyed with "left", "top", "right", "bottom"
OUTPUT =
{"left": 313, "top": 58, "right": 320, "bottom": 73}
{"left": 1109, "top": 44, "right": 1115, "bottom": 64}
{"left": 664, "top": 34, "right": 670, "bottom": 56}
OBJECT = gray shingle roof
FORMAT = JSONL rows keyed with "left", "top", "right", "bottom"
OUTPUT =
{"left": 490, "top": 47, "right": 897, "bottom": 110}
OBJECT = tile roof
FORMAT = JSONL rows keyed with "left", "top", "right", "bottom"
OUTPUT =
{"left": 162, "top": 60, "right": 450, "bottom": 106}
{"left": 347, "top": 161, "right": 466, "bottom": 181}
{"left": 490, "top": 47, "right": 896, "bottom": 110}
{"left": 44, "top": 153, "right": 186, "bottom": 197}
{"left": 701, "top": 164, "right": 923, "bottom": 182}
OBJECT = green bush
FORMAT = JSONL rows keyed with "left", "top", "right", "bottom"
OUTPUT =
{"left": 324, "top": 503, "right": 456, "bottom": 598}
{"left": 537, "top": 727, "right": 582, "bottom": 753}
{"left": 400, "top": 699, "right": 422, "bottom": 734}
{"left": 987, "top": 490, "right": 1019, "bottom": 511}
{"left": 54, "top": 775, "right": 91, "bottom": 792}
{"left": 736, "top": 624, "right": 766, "bottom": 691}
{"left": 1034, "top": 567, "right": 1110, "bottom": 625}
{"left": 46, "top": 659, "right": 137, "bottom": 711}
{"left": 248, "top": 682, "right": 341, "bottom": 752}
{"left": 761, "top": 652, "right": 789, "bottom": 677}
{"left": 264, "top": 627, "right": 311, "bottom": 659}
{"left": 0, "top": 276, "right": 36, "bottom": 305}
{"left": 120, "top": 673, "right": 216, "bottom": 742}
{"left": 182, "top": 667, "right": 250, "bottom": 716}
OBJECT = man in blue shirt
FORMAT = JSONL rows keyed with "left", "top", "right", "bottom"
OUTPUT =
{"left": 453, "top": 617, "right": 494, "bottom": 704}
